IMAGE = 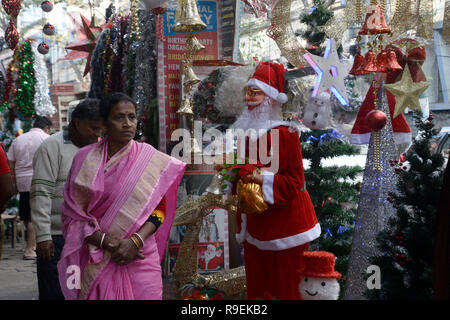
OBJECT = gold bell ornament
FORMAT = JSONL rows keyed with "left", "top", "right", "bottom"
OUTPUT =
{"left": 183, "top": 65, "right": 201, "bottom": 87}
{"left": 172, "top": 0, "right": 207, "bottom": 33}
{"left": 205, "top": 173, "right": 225, "bottom": 195}
{"left": 186, "top": 34, "right": 205, "bottom": 54}
{"left": 176, "top": 97, "right": 195, "bottom": 115}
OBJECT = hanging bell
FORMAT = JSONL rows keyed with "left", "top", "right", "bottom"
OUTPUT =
{"left": 205, "top": 173, "right": 225, "bottom": 195}
{"left": 183, "top": 65, "right": 201, "bottom": 87}
{"left": 363, "top": 50, "right": 377, "bottom": 73}
{"left": 385, "top": 49, "right": 403, "bottom": 72}
{"left": 172, "top": 0, "right": 207, "bottom": 33}
{"left": 358, "top": 4, "right": 391, "bottom": 35}
{"left": 349, "top": 51, "right": 365, "bottom": 75}
{"left": 375, "top": 50, "right": 388, "bottom": 73}
{"left": 186, "top": 34, "right": 205, "bottom": 54}
{"left": 190, "top": 137, "right": 202, "bottom": 154}
{"left": 176, "top": 97, "right": 194, "bottom": 115}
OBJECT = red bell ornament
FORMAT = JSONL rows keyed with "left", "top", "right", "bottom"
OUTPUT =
{"left": 358, "top": 4, "right": 391, "bottom": 35}
{"left": 366, "top": 110, "right": 387, "bottom": 131}
{"left": 385, "top": 49, "right": 403, "bottom": 72}
{"left": 5, "top": 19, "right": 19, "bottom": 50}
{"left": 375, "top": 50, "right": 388, "bottom": 73}
{"left": 363, "top": 50, "right": 377, "bottom": 73}
{"left": 349, "top": 51, "right": 366, "bottom": 75}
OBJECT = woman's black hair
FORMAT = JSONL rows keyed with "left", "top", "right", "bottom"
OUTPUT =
{"left": 99, "top": 92, "right": 137, "bottom": 123}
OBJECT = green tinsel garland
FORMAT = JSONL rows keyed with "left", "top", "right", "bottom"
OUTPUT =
{"left": 15, "top": 40, "right": 36, "bottom": 120}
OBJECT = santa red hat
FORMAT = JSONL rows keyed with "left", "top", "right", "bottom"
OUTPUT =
{"left": 247, "top": 61, "right": 288, "bottom": 104}
{"left": 297, "top": 251, "right": 341, "bottom": 279}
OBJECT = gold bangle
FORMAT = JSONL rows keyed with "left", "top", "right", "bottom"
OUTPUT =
{"left": 130, "top": 235, "right": 141, "bottom": 249}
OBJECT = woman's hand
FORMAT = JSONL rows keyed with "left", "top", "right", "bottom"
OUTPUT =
{"left": 110, "top": 238, "right": 145, "bottom": 266}
{"left": 102, "top": 234, "right": 120, "bottom": 255}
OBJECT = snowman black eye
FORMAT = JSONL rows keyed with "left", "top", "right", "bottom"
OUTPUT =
{"left": 304, "top": 278, "right": 308, "bottom": 282}
{"left": 321, "top": 282, "right": 326, "bottom": 286}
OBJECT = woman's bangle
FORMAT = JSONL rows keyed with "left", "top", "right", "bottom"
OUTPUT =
{"left": 99, "top": 233, "right": 106, "bottom": 249}
{"left": 133, "top": 233, "right": 145, "bottom": 248}
{"left": 130, "top": 235, "right": 141, "bottom": 249}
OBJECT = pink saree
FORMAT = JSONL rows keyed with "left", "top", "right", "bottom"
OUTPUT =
{"left": 57, "top": 138, "right": 186, "bottom": 300}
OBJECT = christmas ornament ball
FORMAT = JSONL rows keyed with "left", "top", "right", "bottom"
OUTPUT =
{"left": 41, "top": 1, "right": 53, "bottom": 12}
{"left": 38, "top": 42, "right": 50, "bottom": 54}
{"left": 43, "top": 23, "right": 55, "bottom": 36}
{"left": 366, "top": 110, "right": 387, "bottom": 131}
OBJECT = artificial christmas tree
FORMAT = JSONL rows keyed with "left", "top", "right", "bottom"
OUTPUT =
{"left": 364, "top": 111, "right": 445, "bottom": 299}
{"left": 300, "top": 129, "right": 362, "bottom": 296}
{"left": 298, "top": 0, "right": 341, "bottom": 56}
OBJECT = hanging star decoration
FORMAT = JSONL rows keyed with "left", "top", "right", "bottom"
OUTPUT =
{"left": 303, "top": 38, "right": 349, "bottom": 106}
{"left": 385, "top": 65, "right": 430, "bottom": 119}
{"left": 62, "top": 14, "right": 108, "bottom": 77}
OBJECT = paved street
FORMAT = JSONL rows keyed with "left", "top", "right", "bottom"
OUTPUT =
{"left": 0, "top": 241, "right": 38, "bottom": 300}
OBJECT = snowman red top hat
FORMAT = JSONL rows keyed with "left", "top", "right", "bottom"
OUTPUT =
{"left": 247, "top": 61, "right": 288, "bottom": 104}
{"left": 297, "top": 251, "right": 342, "bottom": 279}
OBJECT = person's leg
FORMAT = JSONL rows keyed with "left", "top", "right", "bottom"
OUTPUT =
{"left": 19, "top": 192, "right": 36, "bottom": 258}
{"left": 36, "top": 235, "right": 65, "bottom": 300}
{"left": 26, "top": 221, "right": 36, "bottom": 252}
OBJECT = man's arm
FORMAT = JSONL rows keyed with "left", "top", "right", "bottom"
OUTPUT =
{"left": 30, "top": 141, "right": 58, "bottom": 243}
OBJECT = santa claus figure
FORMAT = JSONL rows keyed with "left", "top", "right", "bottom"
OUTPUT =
{"left": 230, "top": 61, "right": 320, "bottom": 300}
{"left": 297, "top": 251, "right": 341, "bottom": 300}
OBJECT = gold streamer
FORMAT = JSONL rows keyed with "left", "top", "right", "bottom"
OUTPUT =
{"left": 319, "top": 0, "right": 366, "bottom": 48}
{"left": 172, "top": 193, "right": 246, "bottom": 299}
{"left": 356, "top": 0, "right": 363, "bottom": 23}
{"left": 415, "top": 0, "right": 434, "bottom": 40}
{"left": 443, "top": 0, "right": 450, "bottom": 44}
{"left": 271, "top": 0, "right": 308, "bottom": 67}
{"left": 386, "top": 0, "right": 412, "bottom": 36}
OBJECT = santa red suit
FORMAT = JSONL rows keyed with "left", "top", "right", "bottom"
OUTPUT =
{"left": 232, "top": 62, "right": 320, "bottom": 300}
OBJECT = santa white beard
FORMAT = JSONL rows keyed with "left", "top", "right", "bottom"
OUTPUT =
{"left": 232, "top": 96, "right": 283, "bottom": 133}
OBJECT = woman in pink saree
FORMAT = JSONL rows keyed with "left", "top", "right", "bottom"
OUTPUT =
{"left": 57, "top": 93, "right": 186, "bottom": 300}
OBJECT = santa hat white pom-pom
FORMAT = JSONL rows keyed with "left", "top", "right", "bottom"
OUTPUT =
{"left": 277, "top": 92, "right": 288, "bottom": 104}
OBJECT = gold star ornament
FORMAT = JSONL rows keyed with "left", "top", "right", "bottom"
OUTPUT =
{"left": 385, "top": 65, "right": 430, "bottom": 119}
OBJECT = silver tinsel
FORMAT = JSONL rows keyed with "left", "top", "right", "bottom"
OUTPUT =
{"left": 344, "top": 83, "right": 399, "bottom": 300}
{"left": 32, "top": 42, "right": 56, "bottom": 116}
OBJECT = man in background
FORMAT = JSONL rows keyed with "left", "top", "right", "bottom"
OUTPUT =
{"left": 31, "top": 98, "right": 102, "bottom": 300}
{"left": 7, "top": 116, "right": 52, "bottom": 259}
{"left": 0, "top": 142, "right": 14, "bottom": 211}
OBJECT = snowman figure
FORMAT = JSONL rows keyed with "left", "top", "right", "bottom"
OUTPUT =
{"left": 297, "top": 251, "right": 341, "bottom": 300}
{"left": 302, "top": 91, "right": 332, "bottom": 130}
